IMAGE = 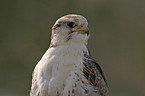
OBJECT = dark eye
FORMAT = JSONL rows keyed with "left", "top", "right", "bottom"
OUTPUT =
{"left": 66, "top": 22, "right": 76, "bottom": 28}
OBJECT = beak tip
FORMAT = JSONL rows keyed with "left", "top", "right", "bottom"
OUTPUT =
{"left": 85, "top": 27, "right": 89, "bottom": 36}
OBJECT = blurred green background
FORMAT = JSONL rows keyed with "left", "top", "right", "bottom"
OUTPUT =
{"left": 0, "top": 0, "right": 145, "bottom": 96}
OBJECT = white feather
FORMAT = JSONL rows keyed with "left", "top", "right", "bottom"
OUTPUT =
{"left": 32, "top": 43, "right": 89, "bottom": 96}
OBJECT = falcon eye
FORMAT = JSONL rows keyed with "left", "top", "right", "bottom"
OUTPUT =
{"left": 66, "top": 22, "right": 76, "bottom": 28}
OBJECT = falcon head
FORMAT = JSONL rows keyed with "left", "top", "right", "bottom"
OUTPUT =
{"left": 50, "top": 14, "right": 89, "bottom": 47}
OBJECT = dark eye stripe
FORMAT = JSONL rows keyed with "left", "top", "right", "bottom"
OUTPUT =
{"left": 53, "top": 21, "right": 77, "bottom": 30}
{"left": 52, "top": 24, "right": 61, "bottom": 29}
{"left": 56, "top": 24, "right": 61, "bottom": 27}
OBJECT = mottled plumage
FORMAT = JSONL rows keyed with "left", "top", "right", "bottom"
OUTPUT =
{"left": 83, "top": 53, "right": 108, "bottom": 96}
{"left": 30, "top": 14, "right": 109, "bottom": 96}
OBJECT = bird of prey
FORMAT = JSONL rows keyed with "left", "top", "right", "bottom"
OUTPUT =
{"left": 30, "top": 14, "right": 109, "bottom": 96}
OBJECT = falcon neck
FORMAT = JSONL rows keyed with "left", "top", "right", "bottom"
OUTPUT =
{"left": 50, "top": 43, "right": 88, "bottom": 58}
{"left": 62, "top": 43, "right": 87, "bottom": 52}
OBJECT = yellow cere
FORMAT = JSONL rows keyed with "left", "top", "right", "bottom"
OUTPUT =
{"left": 74, "top": 24, "right": 85, "bottom": 33}
{"left": 79, "top": 24, "right": 85, "bottom": 29}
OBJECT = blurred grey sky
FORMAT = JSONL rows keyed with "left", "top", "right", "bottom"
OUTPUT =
{"left": 0, "top": 0, "right": 145, "bottom": 96}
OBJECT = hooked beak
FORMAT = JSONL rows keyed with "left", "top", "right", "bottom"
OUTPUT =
{"left": 73, "top": 24, "right": 89, "bottom": 35}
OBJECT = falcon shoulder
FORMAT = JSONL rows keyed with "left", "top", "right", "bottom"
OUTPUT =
{"left": 83, "top": 52, "right": 109, "bottom": 95}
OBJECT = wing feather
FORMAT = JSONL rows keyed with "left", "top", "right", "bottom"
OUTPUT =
{"left": 83, "top": 52, "right": 109, "bottom": 96}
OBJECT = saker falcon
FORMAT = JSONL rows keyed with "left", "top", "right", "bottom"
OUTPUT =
{"left": 30, "top": 14, "right": 109, "bottom": 96}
